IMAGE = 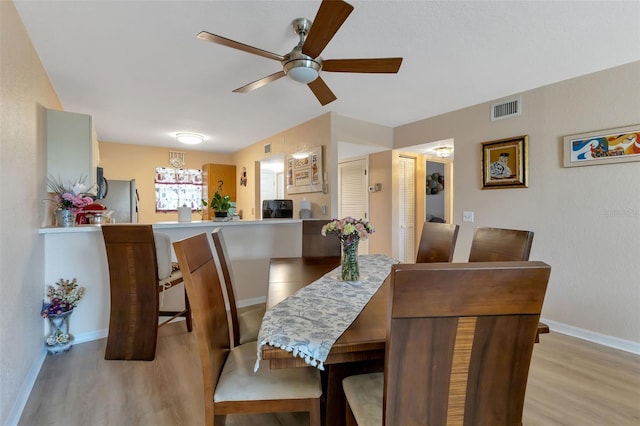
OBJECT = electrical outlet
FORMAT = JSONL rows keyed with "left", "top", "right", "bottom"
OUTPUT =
{"left": 463, "top": 211, "right": 474, "bottom": 222}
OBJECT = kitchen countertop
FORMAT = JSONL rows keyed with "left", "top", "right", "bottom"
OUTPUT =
{"left": 39, "top": 218, "right": 302, "bottom": 234}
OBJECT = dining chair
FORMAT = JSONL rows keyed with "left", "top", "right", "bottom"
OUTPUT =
{"left": 343, "top": 261, "right": 551, "bottom": 426}
{"left": 302, "top": 219, "right": 342, "bottom": 257}
{"left": 468, "top": 227, "right": 534, "bottom": 262}
{"left": 415, "top": 221, "right": 460, "bottom": 263}
{"left": 173, "top": 233, "right": 322, "bottom": 426}
{"left": 467, "top": 226, "right": 548, "bottom": 340}
{"left": 211, "top": 227, "right": 265, "bottom": 347}
{"left": 101, "top": 224, "right": 191, "bottom": 361}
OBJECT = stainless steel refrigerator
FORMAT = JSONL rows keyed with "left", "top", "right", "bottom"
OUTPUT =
{"left": 98, "top": 179, "right": 138, "bottom": 223}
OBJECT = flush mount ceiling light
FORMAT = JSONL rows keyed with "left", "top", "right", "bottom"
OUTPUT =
{"left": 176, "top": 133, "right": 204, "bottom": 145}
{"left": 292, "top": 151, "right": 310, "bottom": 159}
{"left": 292, "top": 143, "right": 310, "bottom": 159}
{"left": 435, "top": 146, "right": 453, "bottom": 158}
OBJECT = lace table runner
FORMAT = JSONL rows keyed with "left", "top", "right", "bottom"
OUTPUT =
{"left": 255, "top": 254, "right": 397, "bottom": 371}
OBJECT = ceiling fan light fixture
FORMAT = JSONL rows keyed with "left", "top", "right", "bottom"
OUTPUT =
{"left": 176, "top": 132, "right": 204, "bottom": 145}
{"left": 284, "top": 59, "right": 320, "bottom": 84}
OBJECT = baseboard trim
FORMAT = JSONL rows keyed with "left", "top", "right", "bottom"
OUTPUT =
{"left": 237, "top": 296, "right": 267, "bottom": 308}
{"left": 73, "top": 328, "right": 108, "bottom": 345}
{"left": 541, "top": 317, "right": 640, "bottom": 355}
{"left": 6, "top": 346, "right": 47, "bottom": 426}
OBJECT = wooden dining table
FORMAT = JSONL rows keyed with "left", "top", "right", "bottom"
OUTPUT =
{"left": 262, "top": 256, "right": 550, "bottom": 425}
{"left": 262, "top": 256, "right": 388, "bottom": 425}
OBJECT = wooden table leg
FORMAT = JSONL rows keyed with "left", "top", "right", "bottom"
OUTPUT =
{"left": 321, "top": 359, "right": 384, "bottom": 426}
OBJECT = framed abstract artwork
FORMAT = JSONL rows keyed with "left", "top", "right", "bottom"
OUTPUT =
{"left": 481, "top": 135, "right": 528, "bottom": 189}
{"left": 286, "top": 145, "right": 324, "bottom": 194}
{"left": 563, "top": 125, "right": 640, "bottom": 167}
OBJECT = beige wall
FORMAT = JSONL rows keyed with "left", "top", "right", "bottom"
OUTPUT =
{"left": 368, "top": 151, "right": 393, "bottom": 256}
{"left": 395, "top": 61, "right": 640, "bottom": 343}
{"left": 232, "top": 113, "right": 334, "bottom": 220}
{"left": 0, "top": 2, "right": 63, "bottom": 423}
{"left": 98, "top": 141, "right": 233, "bottom": 223}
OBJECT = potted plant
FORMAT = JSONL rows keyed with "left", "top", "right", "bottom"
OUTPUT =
{"left": 210, "top": 191, "right": 231, "bottom": 220}
{"left": 47, "top": 175, "right": 95, "bottom": 227}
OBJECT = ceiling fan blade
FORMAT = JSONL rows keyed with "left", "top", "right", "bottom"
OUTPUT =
{"left": 197, "top": 31, "right": 285, "bottom": 62}
{"left": 233, "top": 71, "right": 286, "bottom": 93}
{"left": 302, "top": 0, "right": 354, "bottom": 59}
{"left": 308, "top": 77, "right": 337, "bottom": 106}
{"left": 322, "top": 58, "right": 403, "bottom": 73}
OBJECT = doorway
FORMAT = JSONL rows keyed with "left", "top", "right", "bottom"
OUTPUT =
{"left": 338, "top": 157, "right": 369, "bottom": 254}
{"left": 425, "top": 158, "right": 453, "bottom": 224}
{"left": 398, "top": 155, "right": 416, "bottom": 262}
{"left": 259, "top": 155, "right": 285, "bottom": 218}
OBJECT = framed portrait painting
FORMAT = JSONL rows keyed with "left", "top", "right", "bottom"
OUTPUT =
{"left": 481, "top": 135, "right": 528, "bottom": 189}
{"left": 563, "top": 124, "right": 640, "bottom": 167}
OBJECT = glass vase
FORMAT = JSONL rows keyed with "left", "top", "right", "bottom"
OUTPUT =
{"left": 45, "top": 310, "right": 74, "bottom": 355}
{"left": 341, "top": 239, "right": 360, "bottom": 281}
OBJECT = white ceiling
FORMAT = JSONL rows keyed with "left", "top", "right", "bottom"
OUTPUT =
{"left": 14, "top": 1, "right": 640, "bottom": 155}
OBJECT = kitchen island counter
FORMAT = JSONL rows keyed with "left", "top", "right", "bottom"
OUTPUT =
{"left": 41, "top": 219, "right": 303, "bottom": 343}
{"left": 39, "top": 218, "right": 302, "bottom": 234}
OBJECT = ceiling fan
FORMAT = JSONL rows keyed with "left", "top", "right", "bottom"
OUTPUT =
{"left": 197, "top": 0, "right": 402, "bottom": 106}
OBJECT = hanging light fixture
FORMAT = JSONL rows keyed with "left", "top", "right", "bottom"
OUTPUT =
{"left": 176, "top": 133, "right": 204, "bottom": 145}
{"left": 434, "top": 146, "right": 453, "bottom": 158}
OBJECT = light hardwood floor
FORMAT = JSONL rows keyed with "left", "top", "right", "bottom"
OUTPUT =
{"left": 19, "top": 321, "right": 640, "bottom": 426}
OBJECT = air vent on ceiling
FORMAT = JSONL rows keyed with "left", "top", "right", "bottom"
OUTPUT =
{"left": 491, "top": 96, "right": 521, "bottom": 121}
{"left": 264, "top": 143, "right": 272, "bottom": 154}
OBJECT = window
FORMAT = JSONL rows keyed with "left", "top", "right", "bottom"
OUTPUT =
{"left": 155, "top": 167, "right": 202, "bottom": 212}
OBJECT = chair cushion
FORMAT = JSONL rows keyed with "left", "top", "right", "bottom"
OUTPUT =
{"left": 238, "top": 306, "right": 266, "bottom": 345}
{"left": 214, "top": 342, "right": 322, "bottom": 402}
{"left": 154, "top": 232, "right": 173, "bottom": 280}
{"left": 343, "top": 372, "right": 383, "bottom": 426}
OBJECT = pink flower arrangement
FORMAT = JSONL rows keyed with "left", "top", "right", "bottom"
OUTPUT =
{"left": 48, "top": 175, "right": 94, "bottom": 211}
{"left": 321, "top": 217, "right": 375, "bottom": 245}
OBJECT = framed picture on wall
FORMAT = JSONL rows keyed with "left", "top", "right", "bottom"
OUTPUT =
{"left": 481, "top": 135, "right": 528, "bottom": 189}
{"left": 563, "top": 124, "right": 640, "bottom": 167}
{"left": 287, "top": 145, "right": 324, "bottom": 194}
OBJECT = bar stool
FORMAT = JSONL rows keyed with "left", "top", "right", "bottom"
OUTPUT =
{"left": 101, "top": 224, "right": 191, "bottom": 360}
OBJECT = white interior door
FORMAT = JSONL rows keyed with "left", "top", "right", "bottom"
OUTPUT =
{"left": 276, "top": 172, "right": 284, "bottom": 198}
{"left": 339, "top": 158, "right": 369, "bottom": 254}
{"left": 398, "top": 156, "right": 416, "bottom": 262}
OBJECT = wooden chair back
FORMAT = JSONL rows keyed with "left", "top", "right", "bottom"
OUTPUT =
{"left": 101, "top": 224, "right": 160, "bottom": 360}
{"left": 384, "top": 261, "right": 551, "bottom": 425}
{"left": 173, "top": 233, "right": 230, "bottom": 421}
{"left": 415, "top": 222, "right": 460, "bottom": 263}
{"left": 302, "top": 219, "right": 341, "bottom": 258}
{"left": 211, "top": 227, "right": 242, "bottom": 347}
{"left": 468, "top": 227, "right": 534, "bottom": 262}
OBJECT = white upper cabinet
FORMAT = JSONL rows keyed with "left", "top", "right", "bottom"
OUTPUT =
{"left": 46, "top": 109, "right": 99, "bottom": 190}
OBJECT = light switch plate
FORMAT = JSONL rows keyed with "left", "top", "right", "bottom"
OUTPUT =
{"left": 463, "top": 211, "right": 474, "bottom": 222}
